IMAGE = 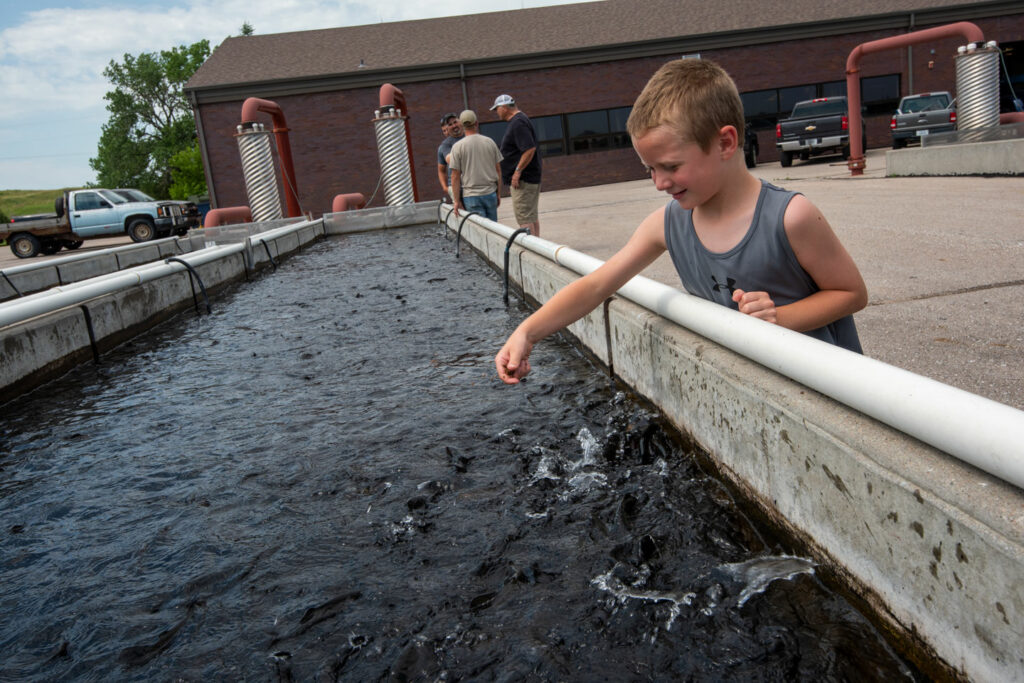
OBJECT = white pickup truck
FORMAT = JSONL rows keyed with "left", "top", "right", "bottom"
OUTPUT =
{"left": 2, "top": 188, "right": 197, "bottom": 258}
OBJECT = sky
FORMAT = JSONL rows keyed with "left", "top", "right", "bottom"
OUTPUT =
{"left": 0, "top": 0, "right": 584, "bottom": 191}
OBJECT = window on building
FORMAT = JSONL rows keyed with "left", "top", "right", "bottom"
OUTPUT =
{"left": 479, "top": 105, "right": 633, "bottom": 159}
{"left": 740, "top": 90, "right": 778, "bottom": 130}
{"left": 567, "top": 110, "right": 611, "bottom": 152}
{"left": 998, "top": 40, "right": 1023, "bottom": 112}
{"left": 740, "top": 74, "right": 900, "bottom": 127}
{"left": 779, "top": 85, "right": 817, "bottom": 114}
{"left": 822, "top": 80, "right": 847, "bottom": 98}
{"left": 740, "top": 89, "right": 778, "bottom": 118}
{"left": 532, "top": 115, "right": 565, "bottom": 157}
{"left": 608, "top": 106, "right": 632, "bottom": 148}
{"left": 480, "top": 121, "right": 507, "bottom": 149}
{"left": 860, "top": 74, "right": 900, "bottom": 115}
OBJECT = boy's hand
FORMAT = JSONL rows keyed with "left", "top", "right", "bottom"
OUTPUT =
{"left": 732, "top": 289, "right": 777, "bottom": 324}
{"left": 495, "top": 333, "right": 533, "bottom": 384}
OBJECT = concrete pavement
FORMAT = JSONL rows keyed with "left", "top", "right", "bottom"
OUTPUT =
{"left": 499, "top": 148, "right": 1024, "bottom": 411}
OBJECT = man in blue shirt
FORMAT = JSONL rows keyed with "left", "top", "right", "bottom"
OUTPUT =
{"left": 436, "top": 112, "right": 464, "bottom": 201}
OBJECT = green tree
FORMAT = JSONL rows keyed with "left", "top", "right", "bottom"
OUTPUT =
{"left": 91, "top": 40, "right": 210, "bottom": 199}
{"left": 240, "top": 22, "right": 254, "bottom": 36}
{"left": 168, "top": 144, "right": 207, "bottom": 200}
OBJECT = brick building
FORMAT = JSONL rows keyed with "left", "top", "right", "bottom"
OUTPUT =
{"left": 184, "top": 0, "right": 1024, "bottom": 216}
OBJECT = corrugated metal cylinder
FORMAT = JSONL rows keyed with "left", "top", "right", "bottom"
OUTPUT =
{"left": 373, "top": 108, "right": 415, "bottom": 206}
{"left": 955, "top": 42, "right": 1001, "bottom": 131}
{"left": 236, "top": 123, "right": 283, "bottom": 222}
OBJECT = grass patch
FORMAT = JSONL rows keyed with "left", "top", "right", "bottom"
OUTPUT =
{"left": 0, "top": 188, "right": 85, "bottom": 220}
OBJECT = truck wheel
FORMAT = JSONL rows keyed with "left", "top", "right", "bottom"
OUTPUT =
{"left": 779, "top": 151, "right": 793, "bottom": 167}
{"left": 744, "top": 146, "right": 757, "bottom": 168}
{"left": 841, "top": 144, "right": 851, "bottom": 160}
{"left": 128, "top": 218, "right": 156, "bottom": 243}
{"left": 66, "top": 240, "right": 84, "bottom": 250}
{"left": 54, "top": 196, "right": 65, "bottom": 218}
{"left": 892, "top": 138, "right": 906, "bottom": 150}
{"left": 40, "top": 239, "right": 62, "bottom": 255}
{"left": 10, "top": 232, "right": 41, "bottom": 258}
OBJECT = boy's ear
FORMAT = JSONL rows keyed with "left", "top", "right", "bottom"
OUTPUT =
{"left": 718, "top": 125, "right": 740, "bottom": 158}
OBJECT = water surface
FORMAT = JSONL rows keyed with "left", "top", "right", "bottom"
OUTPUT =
{"left": 0, "top": 227, "right": 918, "bottom": 680}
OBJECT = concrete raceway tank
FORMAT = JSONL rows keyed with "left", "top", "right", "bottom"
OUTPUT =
{"left": 0, "top": 203, "right": 1021, "bottom": 681}
{"left": 0, "top": 207, "right": 928, "bottom": 681}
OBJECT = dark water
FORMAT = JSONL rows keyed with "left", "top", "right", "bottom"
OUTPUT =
{"left": 0, "top": 227, "right": 918, "bottom": 681}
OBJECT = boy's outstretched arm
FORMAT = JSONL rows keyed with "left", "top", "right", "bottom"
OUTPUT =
{"left": 496, "top": 207, "right": 668, "bottom": 384}
{"left": 750, "top": 194, "right": 866, "bottom": 332}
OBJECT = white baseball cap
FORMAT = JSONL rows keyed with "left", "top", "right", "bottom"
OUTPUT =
{"left": 489, "top": 94, "right": 515, "bottom": 110}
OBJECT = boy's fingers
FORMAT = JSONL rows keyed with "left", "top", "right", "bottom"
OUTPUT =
{"left": 496, "top": 350, "right": 518, "bottom": 383}
{"left": 495, "top": 347, "right": 531, "bottom": 384}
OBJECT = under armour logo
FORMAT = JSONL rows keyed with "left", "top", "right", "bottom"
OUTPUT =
{"left": 711, "top": 275, "right": 736, "bottom": 294}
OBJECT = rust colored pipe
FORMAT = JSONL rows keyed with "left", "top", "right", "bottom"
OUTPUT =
{"left": 240, "top": 97, "right": 302, "bottom": 217}
{"left": 204, "top": 206, "right": 253, "bottom": 227}
{"left": 845, "top": 22, "right": 985, "bottom": 175}
{"left": 1000, "top": 112, "right": 1024, "bottom": 124}
{"left": 331, "top": 193, "right": 367, "bottom": 212}
{"left": 379, "top": 84, "right": 419, "bottom": 202}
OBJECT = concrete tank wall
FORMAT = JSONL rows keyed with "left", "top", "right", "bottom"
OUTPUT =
{"left": 887, "top": 137, "right": 1024, "bottom": 177}
{"left": 0, "top": 221, "right": 324, "bottom": 402}
{"left": 0, "top": 238, "right": 191, "bottom": 303}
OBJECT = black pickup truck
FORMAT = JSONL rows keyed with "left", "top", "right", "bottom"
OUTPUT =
{"left": 775, "top": 96, "right": 861, "bottom": 167}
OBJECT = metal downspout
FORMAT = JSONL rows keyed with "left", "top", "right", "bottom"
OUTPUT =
{"left": 189, "top": 90, "right": 217, "bottom": 209}
{"left": 460, "top": 64, "right": 469, "bottom": 110}
{"left": 907, "top": 13, "right": 915, "bottom": 96}
{"left": 845, "top": 21, "right": 985, "bottom": 175}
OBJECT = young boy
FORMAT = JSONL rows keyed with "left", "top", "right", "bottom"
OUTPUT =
{"left": 495, "top": 59, "right": 867, "bottom": 384}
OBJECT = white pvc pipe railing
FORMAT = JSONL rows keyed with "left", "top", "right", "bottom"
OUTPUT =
{"left": 0, "top": 244, "right": 244, "bottom": 329}
{"left": 248, "top": 217, "right": 322, "bottom": 242}
{"left": 447, "top": 212, "right": 1024, "bottom": 490}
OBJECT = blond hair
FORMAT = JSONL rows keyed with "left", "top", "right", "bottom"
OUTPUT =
{"left": 626, "top": 59, "right": 745, "bottom": 152}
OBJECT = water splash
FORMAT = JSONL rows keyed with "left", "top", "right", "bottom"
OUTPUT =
{"left": 591, "top": 565, "right": 697, "bottom": 631}
{"left": 722, "top": 555, "right": 816, "bottom": 606}
{"left": 575, "top": 427, "right": 601, "bottom": 467}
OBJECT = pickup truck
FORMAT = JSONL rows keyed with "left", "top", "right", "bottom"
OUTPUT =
{"left": 775, "top": 96, "right": 860, "bottom": 167}
{"left": 890, "top": 92, "right": 956, "bottom": 148}
{"left": 112, "top": 188, "right": 201, "bottom": 227}
{"left": 2, "top": 188, "right": 195, "bottom": 258}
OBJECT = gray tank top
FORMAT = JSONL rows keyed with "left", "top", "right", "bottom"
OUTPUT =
{"left": 664, "top": 180, "right": 862, "bottom": 353}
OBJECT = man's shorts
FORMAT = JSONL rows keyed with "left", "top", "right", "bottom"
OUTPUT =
{"left": 511, "top": 181, "right": 540, "bottom": 226}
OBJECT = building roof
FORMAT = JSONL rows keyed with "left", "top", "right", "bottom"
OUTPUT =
{"left": 186, "top": 0, "right": 1017, "bottom": 100}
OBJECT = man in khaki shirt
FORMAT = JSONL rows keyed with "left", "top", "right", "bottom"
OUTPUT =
{"left": 449, "top": 110, "right": 503, "bottom": 222}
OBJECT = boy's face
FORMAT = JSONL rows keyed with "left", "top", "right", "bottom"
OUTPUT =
{"left": 633, "top": 125, "right": 724, "bottom": 211}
